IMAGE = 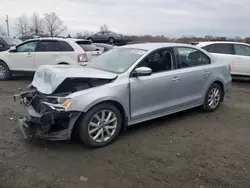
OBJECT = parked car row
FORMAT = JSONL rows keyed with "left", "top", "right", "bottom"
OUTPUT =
{"left": 0, "top": 37, "right": 115, "bottom": 80}
{"left": 16, "top": 42, "right": 232, "bottom": 148}
{"left": 86, "top": 31, "right": 132, "bottom": 45}
{"left": 0, "top": 36, "right": 22, "bottom": 52}
{"left": 194, "top": 41, "right": 250, "bottom": 76}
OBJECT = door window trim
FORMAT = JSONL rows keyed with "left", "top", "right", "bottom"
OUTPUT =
{"left": 129, "top": 47, "right": 176, "bottom": 78}
{"left": 16, "top": 40, "right": 39, "bottom": 52}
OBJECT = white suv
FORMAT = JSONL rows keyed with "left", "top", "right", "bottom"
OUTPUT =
{"left": 196, "top": 41, "right": 250, "bottom": 76}
{"left": 0, "top": 37, "right": 102, "bottom": 80}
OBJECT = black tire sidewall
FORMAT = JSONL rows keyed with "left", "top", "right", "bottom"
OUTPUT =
{"left": 78, "top": 103, "right": 122, "bottom": 148}
{"left": 203, "top": 83, "right": 222, "bottom": 112}
{"left": 0, "top": 61, "right": 11, "bottom": 80}
{"left": 87, "top": 38, "right": 93, "bottom": 42}
{"left": 109, "top": 37, "right": 115, "bottom": 44}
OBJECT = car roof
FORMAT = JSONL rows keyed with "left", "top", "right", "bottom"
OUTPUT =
{"left": 25, "top": 37, "right": 70, "bottom": 42}
{"left": 72, "top": 39, "right": 90, "bottom": 42}
{"left": 121, "top": 42, "right": 198, "bottom": 51}
{"left": 196, "top": 41, "right": 250, "bottom": 47}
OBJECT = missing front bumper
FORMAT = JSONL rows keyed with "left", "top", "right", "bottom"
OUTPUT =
{"left": 17, "top": 103, "right": 81, "bottom": 141}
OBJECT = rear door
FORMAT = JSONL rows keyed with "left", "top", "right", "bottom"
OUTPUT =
{"left": 233, "top": 44, "right": 250, "bottom": 75}
{"left": 172, "top": 47, "right": 213, "bottom": 108}
{"left": 35, "top": 40, "right": 74, "bottom": 68}
{"left": 204, "top": 43, "right": 236, "bottom": 71}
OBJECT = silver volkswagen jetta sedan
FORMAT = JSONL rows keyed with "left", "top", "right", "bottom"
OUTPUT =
{"left": 16, "top": 43, "right": 232, "bottom": 148}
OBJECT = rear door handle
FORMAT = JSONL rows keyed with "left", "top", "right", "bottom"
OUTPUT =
{"left": 52, "top": 54, "right": 58, "bottom": 57}
{"left": 204, "top": 71, "right": 210, "bottom": 76}
{"left": 172, "top": 76, "right": 180, "bottom": 82}
{"left": 26, "top": 53, "right": 32, "bottom": 57}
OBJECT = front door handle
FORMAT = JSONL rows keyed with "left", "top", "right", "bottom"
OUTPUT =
{"left": 204, "top": 71, "right": 210, "bottom": 76}
{"left": 52, "top": 54, "right": 58, "bottom": 57}
{"left": 172, "top": 76, "right": 180, "bottom": 82}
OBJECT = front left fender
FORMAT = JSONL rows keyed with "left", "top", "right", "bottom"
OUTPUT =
{"left": 66, "top": 82, "right": 130, "bottom": 119}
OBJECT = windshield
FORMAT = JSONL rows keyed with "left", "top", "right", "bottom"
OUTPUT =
{"left": 87, "top": 48, "right": 147, "bottom": 73}
{"left": 2, "top": 37, "right": 22, "bottom": 46}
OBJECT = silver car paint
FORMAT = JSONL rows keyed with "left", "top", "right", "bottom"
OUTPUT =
{"left": 62, "top": 43, "right": 231, "bottom": 126}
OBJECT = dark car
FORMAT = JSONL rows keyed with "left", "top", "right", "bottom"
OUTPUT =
{"left": 0, "top": 36, "right": 22, "bottom": 52}
{"left": 86, "top": 31, "right": 131, "bottom": 45}
{"left": 93, "top": 43, "right": 114, "bottom": 52}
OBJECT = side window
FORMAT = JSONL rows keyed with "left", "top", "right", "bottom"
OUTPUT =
{"left": 96, "top": 32, "right": 103, "bottom": 36}
{"left": 36, "top": 41, "right": 60, "bottom": 52}
{"left": 58, "top": 41, "right": 74, "bottom": 51}
{"left": 17, "top": 41, "right": 37, "bottom": 52}
{"left": 138, "top": 49, "right": 173, "bottom": 73}
{"left": 209, "top": 44, "right": 234, "bottom": 55}
{"left": 234, "top": 44, "right": 250, "bottom": 56}
{"left": 176, "top": 47, "right": 210, "bottom": 68}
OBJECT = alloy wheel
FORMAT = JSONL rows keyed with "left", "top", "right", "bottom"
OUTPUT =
{"left": 0, "top": 65, "right": 6, "bottom": 79}
{"left": 88, "top": 110, "right": 118, "bottom": 143}
{"left": 208, "top": 88, "right": 221, "bottom": 109}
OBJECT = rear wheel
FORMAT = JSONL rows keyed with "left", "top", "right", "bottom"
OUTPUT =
{"left": 108, "top": 37, "right": 115, "bottom": 44}
{"left": 78, "top": 103, "right": 122, "bottom": 148}
{"left": 87, "top": 38, "right": 93, "bottom": 42}
{"left": 0, "top": 61, "right": 11, "bottom": 80}
{"left": 201, "top": 83, "right": 222, "bottom": 112}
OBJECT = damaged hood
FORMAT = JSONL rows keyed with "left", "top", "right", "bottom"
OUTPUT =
{"left": 32, "top": 65, "right": 118, "bottom": 94}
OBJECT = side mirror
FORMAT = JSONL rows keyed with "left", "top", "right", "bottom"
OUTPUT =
{"left": 0, "top": 44, "right": 4, "bottom": 48}
{"left": 9, "top": 46, "right": 17, "bottom": 52}
{"left": 133, "top": 67, "right": 152, "bottom": 77}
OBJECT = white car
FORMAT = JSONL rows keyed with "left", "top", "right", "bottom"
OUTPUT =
{"left": 195, "top": 41, "right": 250, "bottom": 76}
{"left": 0, "top": 37, "right": 102, "bottom": 80}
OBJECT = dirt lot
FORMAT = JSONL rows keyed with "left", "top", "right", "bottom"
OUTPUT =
{"left": 0, "top": 78, "right": 250, "bottom": 188}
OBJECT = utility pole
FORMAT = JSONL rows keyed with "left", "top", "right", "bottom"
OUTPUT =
{"left": 5, "top": 15, "right": 10, "bottom": 36}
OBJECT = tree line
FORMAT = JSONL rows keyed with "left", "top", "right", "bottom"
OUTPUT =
{"left": 15, "top": 12, "right": 67, "bottom": 37}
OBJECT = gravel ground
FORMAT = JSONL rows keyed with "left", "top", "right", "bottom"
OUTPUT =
{"left": 0, "top": 78, "right": 250, "bottom": 188}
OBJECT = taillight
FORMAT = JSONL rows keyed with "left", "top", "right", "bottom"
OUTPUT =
{"left": 78, "top": 53, "right": 88, "bottom": 62}
{"left": 228, "top": 64, "right": 232, "bottom": 72}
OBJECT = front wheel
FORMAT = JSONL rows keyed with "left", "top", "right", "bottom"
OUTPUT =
{"left": 78, "top": 103, "right": 122, "bottom": 148}
{"left": 201, "top": 83, "right": 222, "bottom": 112}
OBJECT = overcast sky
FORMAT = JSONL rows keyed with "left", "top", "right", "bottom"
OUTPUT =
{"left": 0, "top": 0, "right": 249, "bottom": 37}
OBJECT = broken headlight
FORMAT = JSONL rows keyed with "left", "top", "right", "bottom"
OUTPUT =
{"left": 57, "top": 98, "right": 72, "bottom": 109}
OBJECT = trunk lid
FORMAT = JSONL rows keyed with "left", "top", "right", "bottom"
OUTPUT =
{"left": 32, "top": 65, "right": 117, "bottom": 94}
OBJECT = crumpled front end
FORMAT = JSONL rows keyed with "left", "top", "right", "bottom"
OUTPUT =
{"left": 15, "top": 89, "right": 81, "bottom": 141}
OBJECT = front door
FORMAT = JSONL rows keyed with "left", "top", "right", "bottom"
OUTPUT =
{"left": 130, "top": 48, "right": 179, "bottom": 121}
{"left": 8, "top": 41, "right": 37, "bottom": 71}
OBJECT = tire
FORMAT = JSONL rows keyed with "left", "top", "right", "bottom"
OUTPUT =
{"left": 108, "top": 37, "right": 115, "bottom": 44}
{"left": 58, "top": 62, "right": 69, "bottom": 65}
{"left": 0, "top": 61, "right": 11, "bottom": 80}
{"left": 87, "top": 38, "right": 93, "bottom": 42}
{"left": 78, "top": 103, "right": 122, "bottom": 148}
{"left": 201, "top": 83, "right": 223, "bottom": 112}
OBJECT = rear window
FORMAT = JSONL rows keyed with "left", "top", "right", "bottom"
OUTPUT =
{"left": 77, "top": 43, "right": 99, "bottom": 52}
